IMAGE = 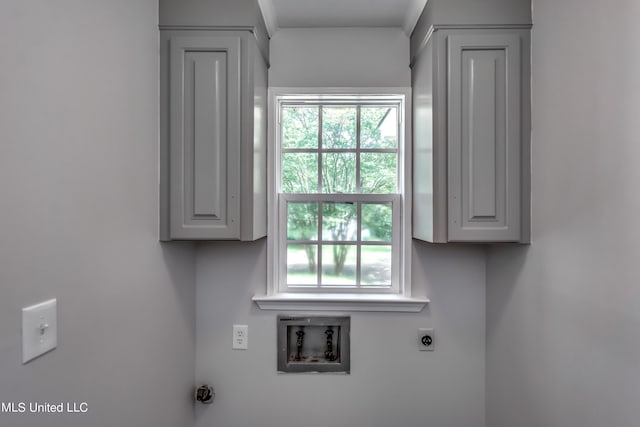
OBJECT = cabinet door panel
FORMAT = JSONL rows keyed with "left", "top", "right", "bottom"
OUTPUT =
{"left": 192, "top": 51, "right": 226, "bottom": 217}
{"left": 465, "top": 49, "right": 503, "bottom": 220}
{"left": 448, "top": 34, "right": 521, "bottom": 241}
{"left": 169, "top": 36, "right": 241, "bottom": 239}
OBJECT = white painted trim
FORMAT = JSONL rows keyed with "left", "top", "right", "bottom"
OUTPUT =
{"left": 252, "top": 294, "right": 429, "bottom": 312}
{"left": 409, "top": 24, "right": 533, "bottom": 67}
{"left": 399, "top": 87, "right": 413, "bottom": 297}
{"left": 269, "top": 87, "right": 412, "bottom": 97}
{"left": 266, "top": 88, "right": 279, "bottom": 297}
{"left": 159, "top": 25, "right": 257, "bottom": 31}
{"left": 432, "top": 24, "right": 532, "bottom": 30}
{"left": 265, "top": 87, "right": 416, "bottom": 309}
{"left": 256, "top": 0, "right": 279, "bottom": 37}
{"left": 409, "top": 24, "right": 435, "bottom": 68}
{"left": 403, "top": 0, "right": 428, "bottom": 36}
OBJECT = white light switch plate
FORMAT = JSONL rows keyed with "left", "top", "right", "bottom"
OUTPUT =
{"left": 22, "top": 299, "right": 57, "bottom": 364}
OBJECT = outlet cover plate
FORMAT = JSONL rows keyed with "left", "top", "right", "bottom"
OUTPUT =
{"left": 233, "top": 325, "right": 248, "bottom": 350}
{"left": 418, "top": 328, "right": 434, "bottom": 351}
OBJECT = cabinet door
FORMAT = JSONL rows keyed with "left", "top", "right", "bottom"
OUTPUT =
{"left": 169, "top": 36, "right": 241, "bottom": 239}
{"left": 447, "top": 33, "right": 522, "bottom": 241}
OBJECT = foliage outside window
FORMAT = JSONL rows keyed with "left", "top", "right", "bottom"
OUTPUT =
{"left": 275, "top": 96, "right": 404, "bottom": 294}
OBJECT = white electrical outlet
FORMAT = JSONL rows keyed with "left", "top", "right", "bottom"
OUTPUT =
{"left": 22, "top": 299, "right": 58, "bottom": 363}
{"left": 418, "top": 328, "right": 434, "bottom": 351}
{"left": 232, "top": 325, "right": 248, "bottom": 350}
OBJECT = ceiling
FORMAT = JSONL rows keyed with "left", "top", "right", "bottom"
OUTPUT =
{"left": 257, "top": 0, "right": 428, "bottom": 36}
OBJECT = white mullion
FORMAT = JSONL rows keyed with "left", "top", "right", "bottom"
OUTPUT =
{"left": 283, "top": 194, "right": 396, "bottom": 203}
{"left": 276, "top": 101, "right": 283, "bottom": 194}
{"left": 358, "top": 148, "right": 398, "bottom": 154}
{"left": 317, "top": 201, "right": 323, "bottom": 288}
{"left": 391, "top": 195, "right": 401, "bottom": 293}
{"left": 355, "top": 105, "right": 361, "bottom": 288}
{"left": 356, "top": 240, "right": 393, "bottom": 246}
{"left": 313, "top": 148, "right": 357, "bottom": 154}
{"left": 284, "top": 148, "right": 364, "bottom": 153}
{"left": 316, "top": 106, "right": 323, "bottom": 288}
{"left": 396, "top": 105, "right": 401, "bottom": 193}
{"left": 287, "top": 240, "right": 321, "bottom": 246}
{"left": 283, "top": 285, "right": 395, "bottom": 294}
{"left": 281, "top": 100, "right": 401, "bottom": 107}
{"left": 318, "top": 241, "right": 358, "bottom": 247}
{"left": 356, "top": 201, "right": 362, "bottom": 289}
{"left": 281, "top": 148, "right": 320, "bottom": 154}
{"left": 279, "top": 197, "right": 288, "bottom": 293}
{"left": 313, "top": 202, "right": 323, "bottom": 291}
{"left": 356, "top": 105, "right": 361, "bottom": 194}
{"left": 318, "top": 105, "right": 323, "bottom": 193}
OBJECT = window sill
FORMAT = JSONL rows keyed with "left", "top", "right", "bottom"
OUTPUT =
{"left": 252, "top": 293, "right": 429, "bottom": 313}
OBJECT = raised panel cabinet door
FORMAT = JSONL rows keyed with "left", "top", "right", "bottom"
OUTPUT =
{"left": 447, "top": 33, "right": 522, "bottom": 241}
{"left": 169, "top": 36, "right": 241, "bottom": 239}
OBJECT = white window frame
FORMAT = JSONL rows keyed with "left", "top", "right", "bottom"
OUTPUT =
{"left": 253, "top": 87, "right": 428, "bottom": 312}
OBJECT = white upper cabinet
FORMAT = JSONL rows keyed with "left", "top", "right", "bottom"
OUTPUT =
{"left": 410, "top": 0, "right": 531, "bottom": 243}
{"left": 447, "top": 33, "right": 524, "bottom": 242}
{"left": 166, "top": 35, "right": 241, "bottom": 240}
{"left": 159, "top": 0, "right": 269, "bottom": 241}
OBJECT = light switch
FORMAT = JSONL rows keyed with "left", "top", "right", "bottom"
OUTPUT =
{"left": 22, "top": 299, "right": 57, "bottom": 364}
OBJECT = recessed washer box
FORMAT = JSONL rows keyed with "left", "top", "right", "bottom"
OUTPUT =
{"left": 277, "top": 315, "right": 350, "bottom": 374}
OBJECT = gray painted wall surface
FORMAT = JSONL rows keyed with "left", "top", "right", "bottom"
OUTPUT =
{"left": 486, "top": 0, "right": 640, "bottom": 426}
{"left": 160, "top": 0, "right": 259, "bottom": 27}
{"left": 269, "top": 28, "right": 411, "bottom": 87}
{"left": 196, "top": 241, "right": 485, "bottom": 427}
{"left": 0, "top": 1, "right": 196, "bottom": 426}
{"left": 430, "top": 0, "right": 531, "bottom": 26}
{"left": 196, "top": 30, "right": 486, "bottom": 427}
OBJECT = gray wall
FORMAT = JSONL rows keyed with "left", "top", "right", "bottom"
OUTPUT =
{"left": 269, "top": 28, "right": 411, "bottom": 87}
{"left": 160, "top": 0, "right": 259, "bottom": 27}
{"left": 196, "top": 29, "right": 486, "bottom": 427}
{"left": 0, "top": 1, "right": 196, "bottom": 427}
{"left": 486, "top": 0, "right": 640, "bottom": 426}
{"left": 422, "top": 0, "right": 531, "bottom": 26}
{"left": 196, "top": 242, "right": 485, "bottom": 427}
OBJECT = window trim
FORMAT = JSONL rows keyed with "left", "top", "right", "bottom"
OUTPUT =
{"left": 253, "top": 87, "right": 428, "bottom": 312}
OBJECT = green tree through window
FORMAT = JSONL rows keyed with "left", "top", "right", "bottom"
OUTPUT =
{"left": 279, "top": 100, "right": 400, "bottom": 289}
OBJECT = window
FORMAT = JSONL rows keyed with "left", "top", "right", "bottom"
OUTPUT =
{"left": 254, "top": 89, "right": 427, "bottom": 312}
